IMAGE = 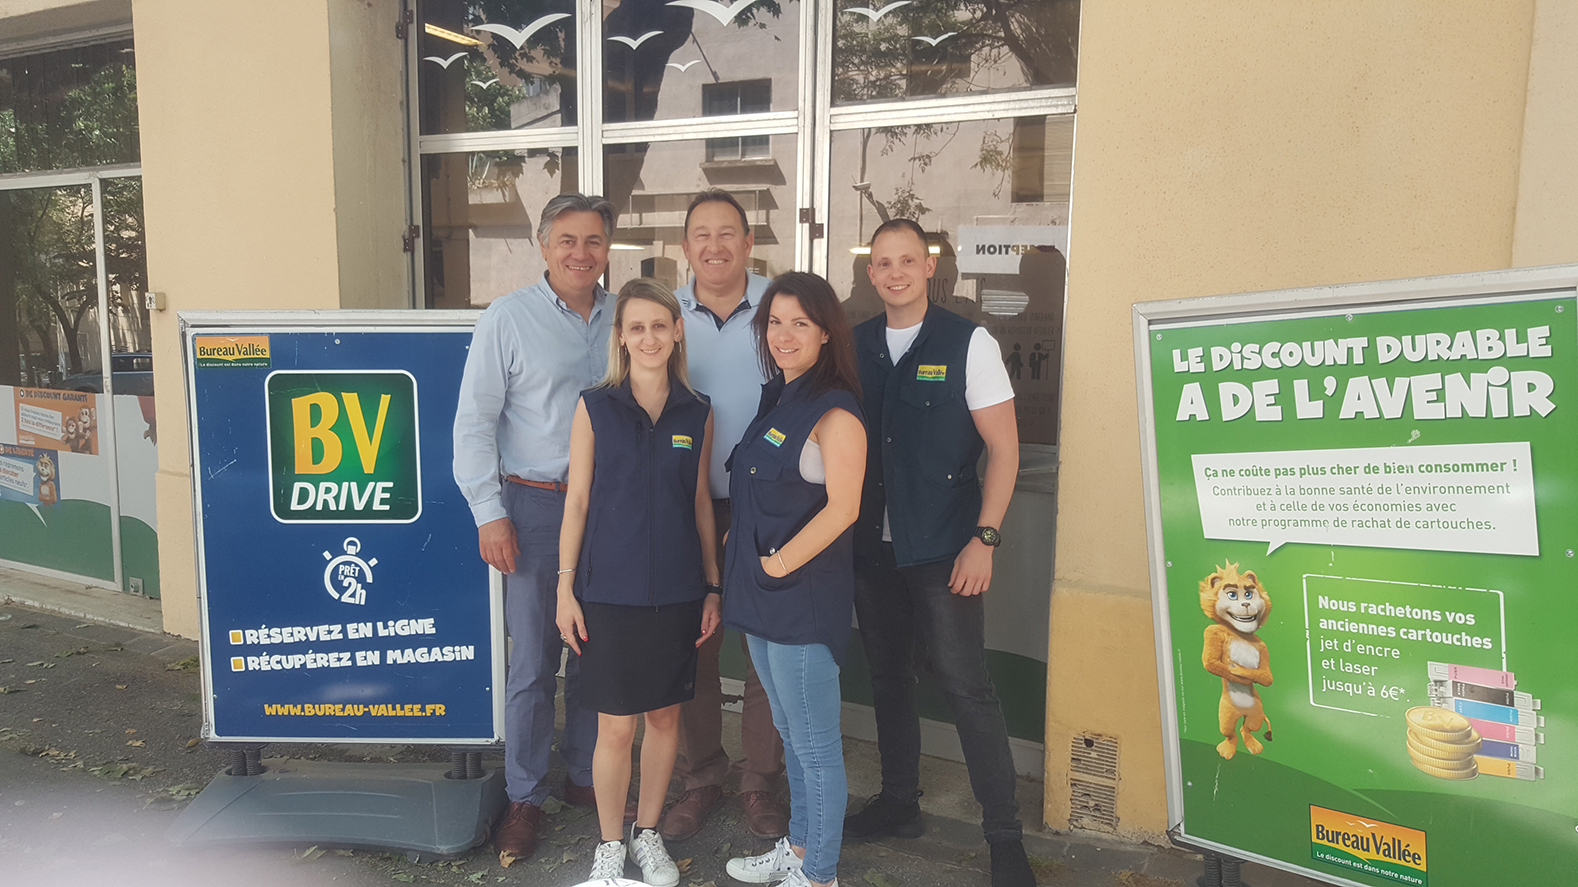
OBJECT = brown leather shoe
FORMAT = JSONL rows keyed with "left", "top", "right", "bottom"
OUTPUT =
{"left": 494, "top": 801, "right": 542, "bottom": 857}
{"left": 659, "top": 785, "right": 723, "bottom": 841}
{"left": 741, "top": 790, "right": 788, "bottom": 839}
{"left": 562, "top": 778, "right": 597, "bottom": 808}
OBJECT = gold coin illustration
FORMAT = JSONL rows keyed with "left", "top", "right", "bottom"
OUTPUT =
{"left": 1410, "top": 756, "right": 1478, "bottom": 780}
{"left": 1408, "top": 745, "right": 1476, "bottom": 772}
{"left": 1405, "top": 706, "right": 1474, "bottom": 741}
{"left": 1407, "top": 728, "right": 1481, "bottom": 757}
{"left": 1407, "top": 734, "right": 1478, "bottom": 762}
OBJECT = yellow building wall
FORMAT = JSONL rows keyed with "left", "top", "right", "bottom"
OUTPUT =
{"left": 135, "top": 0, "right": 409, "bottom": 638}
{"left": 1512, "top": 0, "right": 1578, "bottom": 268}
{"left": 1050, "top": 1, "right": 1536, "bottom": 840}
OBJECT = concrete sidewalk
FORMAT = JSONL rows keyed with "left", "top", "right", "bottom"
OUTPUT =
{"left": 0, "top": 568, "right": 1322, "bottom": 887}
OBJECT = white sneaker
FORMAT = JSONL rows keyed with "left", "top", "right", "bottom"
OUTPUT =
{"left": 628, "top": 826, "right": 680, "bottom": 887}
{"left": 726, "top": 837, "right": 805, "bottom": 883}
{"left": 589, "top": 839, "right": 625, "bottom": 880}
{"left": 779, "top": 870, "right": 837, "bottom": 887}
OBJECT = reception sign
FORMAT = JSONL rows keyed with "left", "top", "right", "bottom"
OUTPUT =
{"left": 1134, "top": 268, "right": 1578, "bottom": 886}
{"left": 183, "top": 311, "right": 501, "bottom": 744}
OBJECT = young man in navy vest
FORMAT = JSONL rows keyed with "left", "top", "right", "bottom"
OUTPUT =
{"left": 844, "top": 219, "right": 1035, "bottom": 887}
{"left": 668, "top": 189, "right": 787, "bottom": 841}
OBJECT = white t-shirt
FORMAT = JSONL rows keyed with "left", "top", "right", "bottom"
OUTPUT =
{"left": 881, "top": 323, "right": 1015, "bottom": 540}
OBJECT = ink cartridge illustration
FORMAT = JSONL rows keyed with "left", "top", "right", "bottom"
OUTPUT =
{"left": 1418, "top": 661, "right": 1546, "bottom": 781}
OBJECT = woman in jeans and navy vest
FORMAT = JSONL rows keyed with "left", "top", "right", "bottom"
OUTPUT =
{"left": 723, "top": 272, "right": 866, "bottom": 887}
{"left": 556, "top": 279, "right": 722, "bottom": 886}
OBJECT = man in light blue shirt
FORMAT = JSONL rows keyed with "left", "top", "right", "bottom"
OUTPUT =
{"left": 664, "top": 189, "right": 787, "bottom": 842}
{"left": 453, "top": 193, "right": 614, "bottom": 860}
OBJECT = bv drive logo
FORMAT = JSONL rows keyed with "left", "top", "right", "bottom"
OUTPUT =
{"left": 265, "top": 370, "right": 421, "bottom": 523}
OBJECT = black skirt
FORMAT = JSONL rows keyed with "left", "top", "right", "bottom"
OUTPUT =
{"left": 576, "top": 597, "right": 703, "bottom": 715}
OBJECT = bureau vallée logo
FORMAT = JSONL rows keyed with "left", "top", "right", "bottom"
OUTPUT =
{"left": 265, "top": 371, "right": 421, "bottom": 523}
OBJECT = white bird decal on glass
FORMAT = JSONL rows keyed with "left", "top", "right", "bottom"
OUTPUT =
{"left": 666, "top": 0, "right": 761, "bottom": 27}
{"left": 609, "top": 30, "right": 664, "bottom": 49}
{"left": 471, "top": 14, "right": 572, "bottom": 50}
{"left": 423, "top": 52, "right": 468, "bottom": 69}
{"left": 469, "top": 78, "right": 500, "bottom": 88}
{"left": 666, "top": 59, "right": 702, "bottom": 72}
{"left": 844, "top": 2, "right": 912, "bottom": 22}
{"left": 911, "top": 32, "right": 957, "bottom": 46}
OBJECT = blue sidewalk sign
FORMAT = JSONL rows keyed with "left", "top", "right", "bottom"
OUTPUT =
{"left": 182, "top": 312, "right": 503, "bottom": 744}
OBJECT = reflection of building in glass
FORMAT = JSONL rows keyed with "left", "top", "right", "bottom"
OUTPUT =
{"left": 828, "top": 117, "right": 1072, "bottom": 444}
{"left": 606, "top": 138, "right": 795, "bottom": 293}
{"left": 423, "top": 150, "right": 578, "bottom": 309}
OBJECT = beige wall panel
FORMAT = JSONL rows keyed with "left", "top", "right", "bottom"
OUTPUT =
{"left": 1512, "top": 0, "right": 1578, "bottom": 267}
{"left": 1042, "top": 588, "right": 1166, "bottom": 837}
{"left": 328, "top": 0, "right": 412, "bottom": 309}
{"left": 1049, "top": 1, "right": 1535, "bottom": 837}
{"left": 134, "top": 0, "right": 343, "bottom": 637}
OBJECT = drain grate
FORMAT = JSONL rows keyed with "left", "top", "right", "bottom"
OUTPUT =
{"left": 1069, "top": 733, "right": 1119, "bottom": 780}
{"left": 1068, "top": 733, "right": 1119, "bottom": 832}
{"left": 1068, "top": 777, "right": 1118, "bottom": 832}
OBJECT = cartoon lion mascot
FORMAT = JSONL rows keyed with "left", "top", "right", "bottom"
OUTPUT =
{"left": 1200, "top": 562, "right": 1273, "bottom": 759}
{"left": 36, "top": 453, "right": 58, "bottom": 506}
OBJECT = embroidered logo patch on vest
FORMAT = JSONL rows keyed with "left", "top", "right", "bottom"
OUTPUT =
{"left": 764, "top": 428, "right": 786, "bottom": 447}
{"left": 916, "top": 364, "right": 947, "bottom": 381}
{"left": 671, "top": 435, "right": 693, "bottom": 450}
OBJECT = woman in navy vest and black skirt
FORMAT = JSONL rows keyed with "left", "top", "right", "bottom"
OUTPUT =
{"left": 723, "top": 272, "right": 866, "bottom": 887}
{"left": 556, "top": 278, "right": 722, "bottom": 887}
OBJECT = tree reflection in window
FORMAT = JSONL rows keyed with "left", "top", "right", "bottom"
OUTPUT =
{"left": 0, "top": 39, "right": 139, "bottom": 175}
{"left": 832, "top": 0, "right": 1078, "bottom": 103}
{"left": 420, "top": 0, "right": 578, "bottom": 132}
{"left": 0, "top": 186, "right": 99, "bottom": 388}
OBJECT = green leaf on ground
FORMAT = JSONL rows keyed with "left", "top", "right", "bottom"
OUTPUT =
{"left": 392, "top": 874, "right": 415, "bottom": 883}
{"left": 467, "top": 873, "right": 485, "bottom": 883}
{"left": 863, "top": 871, "right": 902, "bottom": 887}
{"left": 55, "top": 646, "right": 89, "bottom": 658}
{"left": 166, "top": 656, "right": 200, "bottom": 672}
{"left": 1029, "top": 855, "right": 1068, "bottom": 879}
{"left": 20, "top": 746, "right": 74, "bottom": 760}
{"left": 89, "top": 762, "right": 162, "bottom": 780}
{"left": 0, "top": 687, "right": 25, "bottom": 694}
{"left": 292, "top": 845, "right": 326, "bottom": 863}
{"left": 540, "top": 795, "right": 564, "bottom": 815}
{"left": 1114, "top": 872, "right": 1182, "bottom": 887}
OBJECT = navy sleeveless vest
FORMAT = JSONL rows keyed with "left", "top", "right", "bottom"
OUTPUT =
{"left": 722, "top": 373, "right": 863, "bottom": 664}
{"left": 853, "top": 305, "right": 984, "bottom": 568}
{"left": 576, "top": 378, "right": 711, "bottom": 607}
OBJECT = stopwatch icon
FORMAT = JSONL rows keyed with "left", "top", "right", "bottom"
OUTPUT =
{"left": 323, "top": 537, "right": 377, "bottom": 605}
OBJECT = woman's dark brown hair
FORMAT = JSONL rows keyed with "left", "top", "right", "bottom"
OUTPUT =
{"left": 752, "top": 272, "right": 862, "bottom": 399}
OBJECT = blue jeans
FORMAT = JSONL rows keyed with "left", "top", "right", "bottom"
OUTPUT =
{"left": 747, "top": 635, "right": 844, "bottom": 884}
{"left": 852, "top": 547, "right": 1022, "bottom": 843}
{"left": 502, "top": 482, "right": 597, "bottom": 805}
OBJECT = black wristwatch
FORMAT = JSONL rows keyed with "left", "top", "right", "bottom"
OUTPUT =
{"left": 975, "top": 526, "right": 1001, "bottom": 547}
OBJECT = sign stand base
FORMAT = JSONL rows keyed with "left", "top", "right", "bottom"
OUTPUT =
{"left": 167, "top": 758, "right": 507, "bottom": 859}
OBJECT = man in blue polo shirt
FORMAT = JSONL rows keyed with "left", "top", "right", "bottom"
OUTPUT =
{"left": 664, "top": 189, "right": 788, "bottom": 842}
{"left": 843, "top": 218, "right": 1035, "bottom": 887}
{"left": 453, "top": 193, "right": 614, "bottom": 859}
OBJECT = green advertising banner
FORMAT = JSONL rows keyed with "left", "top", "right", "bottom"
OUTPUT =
{"left": 1135, "top": 270, "right": 1578, "bottom": 887}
